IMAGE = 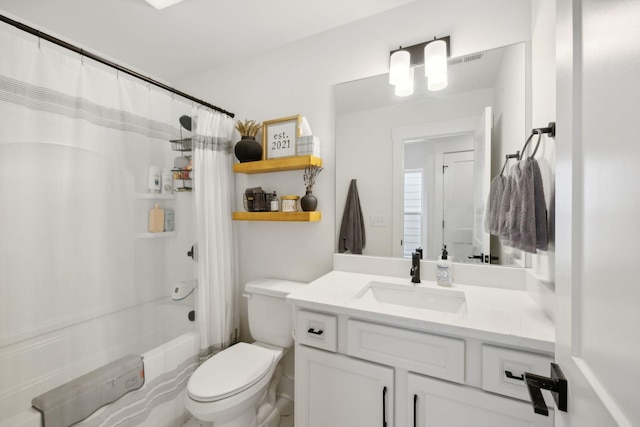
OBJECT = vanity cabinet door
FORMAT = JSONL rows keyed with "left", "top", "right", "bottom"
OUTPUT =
{"left": 295, "top": 345, "right": 394, "bottom": 427}
{"left": 408, "top": 373, "right": 553, "bottom": 427}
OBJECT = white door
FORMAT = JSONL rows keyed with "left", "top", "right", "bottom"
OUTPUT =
{"left": 442, "top": 151, "right": 474, "bottom": 262}
{"left": 408, "top": 374, "right": 553, "bottom": 427}
{"left": 295, "top": 345, "right": 394, "bottom": 427}
{"left": 472, "top": 106, "right": 492, "bottom": 262}
{"left": 555, "top": 0, "right": 640, "bottom": 426}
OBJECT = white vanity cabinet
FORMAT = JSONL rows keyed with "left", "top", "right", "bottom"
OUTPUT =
{"left": 409, "top": 374, "right": 552, "bottom": 427}
{"left": 293, "top": 308, "right": 554, "bottom": 427}
{"left": 295, "top": 345, "right": 394, "bottom": 427}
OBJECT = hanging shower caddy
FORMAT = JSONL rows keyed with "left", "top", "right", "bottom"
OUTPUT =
{"left": 170, "top": 115, "right": 193, "bottom": 191}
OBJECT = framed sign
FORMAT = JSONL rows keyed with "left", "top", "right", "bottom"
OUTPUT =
{"left": 262, "top": 115, "right": 302, "bottom": 159}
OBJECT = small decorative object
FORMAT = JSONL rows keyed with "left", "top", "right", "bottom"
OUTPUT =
{"left": 234, "top": 119, "right": 263, "bottom": 163}
{"left": 263, "top": 115, "right": 302, "bottom": 159}
{"left": 270, "top": 191, "right": 279, "bottom": 212}
{"left": 296, "top": 135, "right": 321, "bottom": 157}
{"left": 281, "top": 195, "right": 300, "bottom": 212}
{"left": 301, "top": 165, "right": 323, "bottom": 212}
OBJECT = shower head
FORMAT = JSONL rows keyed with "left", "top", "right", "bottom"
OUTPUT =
{"left": 179, "top": 115, "right": 192, "bottom": 132}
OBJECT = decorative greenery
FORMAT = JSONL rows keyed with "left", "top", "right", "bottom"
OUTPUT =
{"left": 235, "top": 119, "right": 261, "bottom": 137}
{"left": 303, "top": 165, "right": 323, "bottom": 191}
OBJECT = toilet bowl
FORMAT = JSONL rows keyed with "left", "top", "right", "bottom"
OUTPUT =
{"left": 184, "top": 279, "right": 305, "bottom": 427}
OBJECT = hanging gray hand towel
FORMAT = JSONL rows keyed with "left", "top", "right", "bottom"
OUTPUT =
{"left": 485, "top": 174, "right": 507, "bottom": 235}
{"left": 497, "top": 163, "right": 519, "bottom": 243}
{"left": 503, "top": 158, "right": 548, "bottom": 253}
{"left": 529, "top": 158, "right": 549, "bottom": 251}
{"left": 338, "top": 179, "right": 366, "bottom": 254}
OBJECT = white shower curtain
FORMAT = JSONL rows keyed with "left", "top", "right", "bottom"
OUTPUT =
{"left": 192, "top": 106, "right": 238, "bottom": 357}
{"left": 0, "top": 21, "right": 203, "bottom": 422}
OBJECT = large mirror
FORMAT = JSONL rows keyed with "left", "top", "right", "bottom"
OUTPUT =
{"left": 335, "top": 42, "right": 529, "bottom": 266}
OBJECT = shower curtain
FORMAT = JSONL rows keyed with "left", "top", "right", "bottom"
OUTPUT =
{"left": 192, "top": 107, "right": 238, "bottom": 358}
{"left": 0, "top": 23, "right": 193, "bottom": 335}
{"left": 0, "top": 21, "right": 201, "bottom": 421}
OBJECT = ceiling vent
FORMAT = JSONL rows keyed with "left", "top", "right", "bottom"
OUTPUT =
{"left": 448, "top": 52, "right": 485, "bottom": 66}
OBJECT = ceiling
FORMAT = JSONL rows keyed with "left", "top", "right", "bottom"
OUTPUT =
{"left": 0, "top": 0, "right": 414, "bottom": 83}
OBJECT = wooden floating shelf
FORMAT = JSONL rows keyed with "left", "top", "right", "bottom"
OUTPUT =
{"left": 233, "top": 155, "right": 322, "bottom": 174}
{"left": 232, "top": 212, "right": 321, "bottom": 222}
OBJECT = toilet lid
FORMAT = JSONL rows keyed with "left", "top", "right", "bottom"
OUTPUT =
{"left": 187, "top": 342, "right": 275, "bottom": 402}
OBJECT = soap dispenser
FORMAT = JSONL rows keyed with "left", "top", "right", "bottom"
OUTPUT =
{"left": 436, "top": 245, "right": 453, "bottom": 286}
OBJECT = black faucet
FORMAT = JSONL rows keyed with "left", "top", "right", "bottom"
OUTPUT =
{"left": 410, "top": 251, "right": 421, "bottom": 284}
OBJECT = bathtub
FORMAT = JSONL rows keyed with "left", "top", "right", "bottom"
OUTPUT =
{"left": 0, "top": 297, "right": 199, "bottom": 427}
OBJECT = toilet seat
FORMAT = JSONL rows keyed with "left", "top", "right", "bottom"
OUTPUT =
{"left": 187, "top": 342, "right": 276, "bottom": 402}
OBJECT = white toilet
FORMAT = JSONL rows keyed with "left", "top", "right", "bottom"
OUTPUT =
{"left": 184, "top": 278, "right": 305, "bottom": 427}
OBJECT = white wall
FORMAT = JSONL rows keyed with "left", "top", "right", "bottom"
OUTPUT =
{"left": 529, "top": 0, "right": 556, "bottom": 283}
{"left": 176, "top": 0, "right": 532, "bottom": 341}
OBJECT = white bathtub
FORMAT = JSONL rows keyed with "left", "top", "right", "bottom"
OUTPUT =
{"left": 0, "top": 298, "right": 199, "bottom": 427}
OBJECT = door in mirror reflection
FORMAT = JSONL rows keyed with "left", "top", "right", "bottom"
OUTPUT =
{"left": 442, "top": 150, "right": 475, "bottom": 262}
{"left": 396, "top": 109, "right": 491, "bottom": 264}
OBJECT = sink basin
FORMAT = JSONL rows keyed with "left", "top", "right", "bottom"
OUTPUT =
{"left": 354, "top": 281, "right": 467, "bottom": 314}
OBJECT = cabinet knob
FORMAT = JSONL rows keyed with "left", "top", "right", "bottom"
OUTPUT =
{"left": 307, "top": 328, "right": 323, "bottom": 335}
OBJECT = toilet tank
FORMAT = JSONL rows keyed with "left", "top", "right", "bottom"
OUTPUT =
{"left": 245, "top": 278, "right": 306, "bottom": 348}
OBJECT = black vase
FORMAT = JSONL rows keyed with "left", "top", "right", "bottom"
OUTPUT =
{"left": 234, "top": 136, "right": 262, "bottom": 163}
{"left": 301, "top": 190, "right": 318, "bottom": 212}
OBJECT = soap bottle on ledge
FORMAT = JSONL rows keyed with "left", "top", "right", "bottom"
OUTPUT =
{"left": 148, "top": 204, "right": 165, "bottom": 233}
{"left": 436, "top": 245, "right": 452, "bottom": 286}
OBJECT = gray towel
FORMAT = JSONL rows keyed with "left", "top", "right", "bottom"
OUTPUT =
{"left": 485, "top": 174, "right": 506, "bottom": 235}
{"left": 497, "top": 163, "right": 519, "bottom": 241}
{"left": 338, "top": 179, "right": 366, "bottom": 254}
{"left": 498, "top": 159, "right": 548, "bottom": 253}
{"left": 530, "top": 158, "right": 549, "bottom": 251}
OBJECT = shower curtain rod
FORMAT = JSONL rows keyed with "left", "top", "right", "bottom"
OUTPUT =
{"left": 0, "top": 13, "right": 235, "bottom": 119}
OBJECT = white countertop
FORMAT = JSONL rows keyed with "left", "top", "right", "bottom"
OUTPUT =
{"left": 286, "top": 270, "right": 555, "bottom": 354}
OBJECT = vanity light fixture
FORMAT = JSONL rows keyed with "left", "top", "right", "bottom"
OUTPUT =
{"left": 388, "top": 49, "right": 411, "bottom": 86}
{"left": 394, "top": 67, "right": 414, "bottom": 97}
{"left": 389, "top": 36, "right": 450, "bottom": 95}
{"left": 424, "top": 38, "right": 448, "bottom": 91}
{"left": 145, "top": 0, "right": 183, "bottom": 10}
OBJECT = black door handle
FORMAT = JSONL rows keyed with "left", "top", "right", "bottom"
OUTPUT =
{"left": 505, "top": 370, "right": 524, "bottom": 381}
{"left": 413, "top": 394, "right": 417, "bottom": 427}
{"left": 307, "top": 328, "right": 323, "bottom": 335}
{"left": 524, "top": 363, "right": 568, "bottom": 416}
